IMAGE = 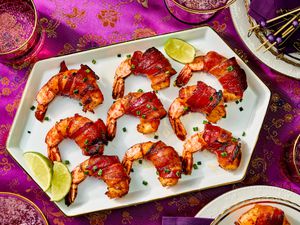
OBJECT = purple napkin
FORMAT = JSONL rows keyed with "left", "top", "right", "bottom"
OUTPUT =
{"left": 249, "top": 0, "right": 300, "bottom": 54}
{"left": 162, "top": 217, "right": 213, "bottom": 225}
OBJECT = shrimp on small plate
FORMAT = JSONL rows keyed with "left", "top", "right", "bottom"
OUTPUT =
{"left": 168, "top": 81, "right": 226, "bottom": 141}
{"left": 112, "top": 47, "right": 176, "bottom": 99}
{"left": 122, "top": 141, "right": 182, "bottom": 187}
{"left": 65, "top": 155, "right": 130, "bottom": 206}
{"left": 46, "top": 114, "right": 107, "bottom": 162}
{"left": 106, "top": 91, "right": 167, "bottom": 141}
{"left": 182, "top": 123, "right": 242, "bottom": 175}
{"left": 35, "top": 61, "right": 104, "bottom": 122}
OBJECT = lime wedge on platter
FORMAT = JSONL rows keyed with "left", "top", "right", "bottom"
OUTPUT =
{"left": 24, "top": 152, "right": 53, "bottom": 191}
{"left": 164, "top": 38, "right": 196, "bottom": 63}
{"left": 50, "top": 161, "right": 72, "bottom": 202}
{"left": 24, "top": 152, "right": 71, "bottom": 202}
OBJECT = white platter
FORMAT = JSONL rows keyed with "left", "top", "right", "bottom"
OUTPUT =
{"left": 6, "top": 26, "right": 270, "bottom": 216}
{"left": 230, "top": 0, "right": 300, "bottom": 79}
{"left": 196, "top": 185, "right": 300, "bottom": 224}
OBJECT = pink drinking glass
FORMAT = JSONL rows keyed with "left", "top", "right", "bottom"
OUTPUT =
{"left": 164, "top": 0, "right": 237, "bottom": 25}
{"left": 0, "top": 0, "right": 44, "bottom": 64}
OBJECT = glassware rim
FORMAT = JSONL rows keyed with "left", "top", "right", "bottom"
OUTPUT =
{"left": 170, "top": 0, "right": 237, "bottom": 14}
{"left": 0, "top": 0, "right": 38, "bottom": 55}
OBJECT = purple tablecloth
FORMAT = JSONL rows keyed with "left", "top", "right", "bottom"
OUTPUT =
{"left": 0, "top": 1, "right": 299, "bottom": 225}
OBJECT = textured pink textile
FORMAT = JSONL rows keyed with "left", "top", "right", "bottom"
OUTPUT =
{"left": 0, "top": 1, "right": 299, "bottom": 225}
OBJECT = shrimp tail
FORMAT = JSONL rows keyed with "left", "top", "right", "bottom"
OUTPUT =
{"left": 112, "top": 77, "right": 125, "bottom": 100}
{"left": 175, "top": 65, "right": 193, "bottom": 87}
{"left": 169, "top": 117, "right": 187, "bottom": 141}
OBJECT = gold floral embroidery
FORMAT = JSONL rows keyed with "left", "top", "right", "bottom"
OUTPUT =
{"left": 0, "top": 156, "right": 15, "bottom": 175}
{"left": 168, "top": 194, "right": 199, "bottom": 212}
{"left": 1, "top": 77, "right": 10, "bottom": 85}
{"left": 5, "top": 97, "right": 21, "bottom": 116}
{"left": 59, "top": 43, "right": 76, "bottom": 56}
{"left": 211, "top": 20, "right": 227, "bottom": 34}
{"left": 132, "top": 28, "right": 157, "bottom": 39}
{"left": 77, "top": 34, "right": 108, "bottom": 51}
{"left": 233, "top": 48, "right": 249, "bottom": 64}
{"left": 40, "top": 17, "right": 60, "bottom": 38}
{"left": 85, "top": 210, "right": 112, "bottom": 225}
{"left": 149, "top": 201, "right": 163, "bottom": 221}
{"left": 121, "top": 211, "right": 133, "bottom": 224}
{"left": 98, "top": 9, "right": 119, "bottom": 27}
{"left": 1, "top": 87, "right": 11, "bottom": 96}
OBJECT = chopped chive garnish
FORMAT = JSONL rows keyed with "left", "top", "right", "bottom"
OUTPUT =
{"left": 92, "top": 59, "right": 96, "bottom": 64}
{"left": 142, "top": 180, "right": 148, "bottom": 186}
{"left": 64, "top": 75, "right": 68, "bottom": 79}
{"left": 176, "top": 171, "right": 181, "bottom": 177}
{"left": 221, "top": 152, "right": 228, "bottom": 157}
{"left": 209, "top": 96, "right": 213, "bottom": 101}
{"left": 166, "top": 71, "right": 170, "bottom": 74}
{"left": 197, "top": 161, "right": 202, "bottom": 165}
{"left": 84, "top": 139, "right": 89, "bottom": 145}
{"left": 27, "top": 131, "right": 31, "bottom": 134}
{"left": 203, "top": 120, "right": 208, "bottom": 124}
{"left": 232, "top": 137, "right": 238, "bottom": 142}
{"left": 79, "top": 102, "right": 83, "bottom": 106}
{"left": 64, "top": 160, "right": 70, "bottom": 165}
{"left": 117, "top": 54, "right": 121, "bottom": 57}
{"left": 154, "top": 135, "right": 159, "bottom": 139}
{"left": 30, "top": 106, "right": 35, "bottom": 111}
{"left": 44, "top": 116, "right": 50, "bottom": 121}
{"left": 193, "top": 164, "right": 198, "bottom": 169}
{"left": 240, "top": 99, "right": 243, "bottom": 102}
{"left": 173, "top": 81, "right": 177, "bottom": 87}
{"left": 126, "top": 54, "right": 131, "bottom": 58}
{"left": 142, "top": 114, "right": 146, "bottom": 119}
{"left": 193, "top": 127, "right": 198, "bottom": 132}
{"left": 98, "top": 169, "right": 103, "bottom": 176}
{"left": 222, "top": 115, "right": 226, "bottom": 118}
{"left": 227, "top": 65, "right": 234, "bottom": 71}
{"left": 138, "top": 159, "right": 143, "bottom": 164}
{"left": 93, "top": 166, "right": 98, "bottom": 171}
{"left": 84, "top": 171, "right": 89, "bottom": 175}
{"left": 83, "top": 77, "right": 88, "bottom": 82}
{"left": 136, "top": 110, "right": 141, "bottom": 115}
{"left": 85, "top": 69, "right": 90, "bottom": 73}
{"left": 146, "top": 104, "right": 151, "bottom": 109}
{"left": 183, "top": 106, "right": 189, "bottom": 111}
{"left": 152, "top": 106, "right": 157, "bottom": 111}
{"left": 239, "top": 107, "right": 244, "bottom": 111}
{"left": 156, "top": 171, "right": 159, "bottom": 175}
{"left": 235, "top": 100, "right": 239, "bottom": 104}
{"left": 224, "top": 104, "right": 227, "bottom": 107}
{"left": 122, "top": 127, "right": 127, "bottom": 132}
{"left": 131, "top": 64, "right": 135, "bottom": 69}
{"left": 85, "top": 147, "right": 89, "bottom": 152}
{"left": 137, "top": 89, "right": 143, "bottom": 93}
{"left": 242, "top": 131, "right": 246, "bottom": 137}
{"left": 155, "top": 90, "right": 158, "bottom": 93}
{"left": 130, "top": 168, "right": 134, "bottom": 172}
{"left": 73, "top": 89, "right": 79, "bottom": 94}
{"left": 164, "top": 168, "right": 170, "bottom": 173}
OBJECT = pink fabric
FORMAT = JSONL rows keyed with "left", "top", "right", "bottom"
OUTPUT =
{"left": 0, "top": 1, "right": 299, "bottom": 224}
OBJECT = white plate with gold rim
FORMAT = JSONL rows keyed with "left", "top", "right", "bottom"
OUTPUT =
{"left": 230, "top": 0, "right": 300, "bottom": 79}
{"left": 196, "top": 185, "right": 300, "bottom": 224}
{"left": 6, "top": 26, "right": 270, "bottom": 216}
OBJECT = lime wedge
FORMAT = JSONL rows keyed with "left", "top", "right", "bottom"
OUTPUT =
{"left": 50, "top": 161, "right": 72, "bottom": 202}
{"left": 24, "top": 152, "right": 53, "bottom": 191}
{"left": 164, "top": 38, "right": 196, "bottom": 63}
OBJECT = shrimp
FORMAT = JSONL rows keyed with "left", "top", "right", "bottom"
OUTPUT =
{"left": 168, "top": 81, "right": 226, "bottom": 141}
{"left": 175, "top": 51, "right": 247, "bottom": 102}
{"left": 65, "top": 155, "right": 130, "bottom": 206}
{"left": 112, "top": 47, "right": 176, "bottom": 99}
{"left": 106, "top": 91, "right": 167, "bottom": 141}
{"left": 182, "top": 124, "right": 242, "bottom": 174}
{"left": 46, "top": 114, "right": 107, "bottom": 162}
{"left": 122, "top": 141, "right": 182, "bottom": 187}
{"left": 35, "top": 61, "right": 104, "bottom": 122}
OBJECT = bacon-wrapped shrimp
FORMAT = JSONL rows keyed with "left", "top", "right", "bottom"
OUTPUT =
{"left": 236, "top": 204, "right": 291, "bottom": 225}
{"left": 112, "top": 47, "right": 176, "bottom": 99}
{"left": 175, "top": 51, "right": 247, "bottom": 102}
{"left": 35, "top": 61, "right": 104, "bottom": 122}
{"left": 46, "top": 114, "right": 107, "bottom": 162}
{"left": 107, "top": 91, "right": 167, "bottom": 141}
{"left": 65, "top": 155, "right": 130, "bottom": 206}
{"left": 122, "top": 141, "right": 182, "bottom": 187}
{"left": 168, "top": 81, "right": 226, "bottom": 140}
{"left": 182, "top": 124, "right": 241, "bottom": 174}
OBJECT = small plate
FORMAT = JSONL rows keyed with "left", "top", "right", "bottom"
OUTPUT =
{"left": 196, "top": 185, "right": 300, "bottom": 223}
{"left": 6, "top": 26, "right": 270, "bottom": 216}
{"left": 0, "top": 192, "right": 48, "bottom": 225}
{"left": 230, "top": 0, "right": 300, "bottom": 79}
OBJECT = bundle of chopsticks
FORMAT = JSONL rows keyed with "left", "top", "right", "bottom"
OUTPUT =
{"left": 248, "top": 7, "right": 300, "bottom": 53}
